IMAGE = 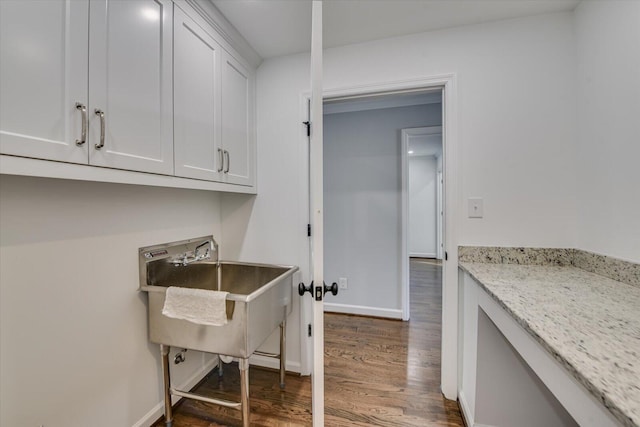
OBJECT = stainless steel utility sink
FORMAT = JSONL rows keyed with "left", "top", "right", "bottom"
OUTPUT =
{"left": 142, "top": 260, "right": 296, "bottom": 358}
{"left": 138, "top": 236, "right": 298, "bottom": 427}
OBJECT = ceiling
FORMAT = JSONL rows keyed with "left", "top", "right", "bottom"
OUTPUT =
{"left": 409, "top": 133, "right": 442, "bottom": 157}
{"left": 211, "top": 0, "right": 580, "bottom": 59}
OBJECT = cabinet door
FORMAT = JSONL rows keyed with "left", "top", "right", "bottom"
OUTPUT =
{"left": 0, "top": 0, "right": 89, "bottom": 164}
{"left": 221, "top": 50, "right": 255, "bottom": 186}
{"left": 88, "top": 0, "right": 173, "bottom": 175}
{"left": 173, "top": 7, "right": 222, "bottom": 181}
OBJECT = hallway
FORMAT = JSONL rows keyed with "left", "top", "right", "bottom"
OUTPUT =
{"left": 155, "top": 259, "right": 463, "bottom": 426}
{"left": 324, "top": 259, "right": 463, "bottom": 426}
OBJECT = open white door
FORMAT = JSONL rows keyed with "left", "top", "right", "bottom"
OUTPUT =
{"left": 310, "top": 1, "right": 325, "bottom": 425}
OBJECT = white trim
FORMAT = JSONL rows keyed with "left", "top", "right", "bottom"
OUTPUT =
{"left": 410, "top": 252, "right": 437, "bottom": 258}
{"left": 323, "top": 75, "right": 460, "bottom": 399}
{"left": 324, "top": 303, "right": 403, "bottom": 319}
{"left": 322, "top": 77, "right": 448, "bottom": 101}
{"left": 458, "top": 390, "right": 474, "bottom": 426}
{"left": 299, "top": 95, "right": 312, "bottom": 377}
{"left": 401, "top": 132, "right": 410, "bottom": 321}
{"left": 132, "top": 357, "right": 218, "bottom": 427}
{"left": 249, "top": 354, "right": 302, "bottom": 373}
{"left": 0, "top": 155, "right": 257, "bottom": 194}
{"left": 309, "top": 3, "right": 325, "bottom": 426}
{"left": 302, "top": 74, "right": 460, "bottom": 404}
{"left": 440, "top": 74, "right": 459, "bottom": 400}
{"left": 177, "top": 0, "right": 261, "bottom": 68}
{"left": 436, "top": 170, "right": 443, "bottom": 260}
{"left": 324, "top": 91, "right": 441, "bottom": 115}
{"left": 458, "top": 391, "right": 498, "bottom": 427}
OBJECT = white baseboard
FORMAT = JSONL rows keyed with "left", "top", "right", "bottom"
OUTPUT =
{"left": 324, "top": 302, "right": 403, "bottom": 319}
{"left": 458, "top": 391, "right": 474, "bottom": 426}
{"left": 410, "top": 252, "right": 437, "bottom": 258}
{"left": 458, "top": 391, "right": 497, "bottom": 427}
{"left": 249, "top": 353, "right": 302, "bottom": 373}
{"left": 132, "top": 357, "right": 218, "bottom": 427}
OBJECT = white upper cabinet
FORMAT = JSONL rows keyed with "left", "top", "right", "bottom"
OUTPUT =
{"left": 0, "top": 0, "right": 256, "bottom": 192}
{"left": 0, "top": 0, "right": 89, "bottom": 164}
{"left": 88, "top": 0, "right": 174, "bottom": 175}
{"left": 173, "top": 6, "right": 222, "bottom": 181}
{"left": 221, "top": 51, "right": 255, "bottom": 186}
{"left": 174, "top": 5, "right": 255, "bottom": 186}
{"left": 1, "top": 0, "right": 173, "bottom": 175}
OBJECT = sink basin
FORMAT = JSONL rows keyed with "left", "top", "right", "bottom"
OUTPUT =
{"left": 139, "top": 237, "right": 298, "bottom": 358}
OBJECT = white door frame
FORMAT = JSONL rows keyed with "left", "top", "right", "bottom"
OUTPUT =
{"left": 437, "top": 170, "right": 444, "bottom": 260}
{"left": 322, "top": 75, "right": 459, "bottom": 400}
{"left": 303, "top": 73, "right": 460, "bottom": 416}
{"left": 401, "top": 125, "right": 443, "bottom": 322}
{"left": 309, "top": 2, "right": 325, "bottom": 425}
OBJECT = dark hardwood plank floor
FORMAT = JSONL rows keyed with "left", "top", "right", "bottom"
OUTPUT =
{"left": 154, "top": 259, "right": 464, "bottom": 426}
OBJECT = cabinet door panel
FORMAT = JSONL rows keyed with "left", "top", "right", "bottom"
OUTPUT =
{"left": 221, "top": 51, "right": 254, "bottom": 186}
{"left": 0, "top": 0, "right": 89, "bottom": 163}
{"left": 88, "top": 0, "right": 173, "bottom": 174}
{"left": 174, "top": 7, "right": 221, "bottom": 181}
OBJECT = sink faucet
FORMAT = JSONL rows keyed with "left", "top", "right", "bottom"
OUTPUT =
{"left": 172, "top": 241, "right": 212, "bottom": 266}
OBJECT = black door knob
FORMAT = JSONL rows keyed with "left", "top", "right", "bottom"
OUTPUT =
{"left": 324, "top": 282, "right": 338, "bottom": 296}
{"left": 298, "top": 282, "right": 312, "bottom": 296}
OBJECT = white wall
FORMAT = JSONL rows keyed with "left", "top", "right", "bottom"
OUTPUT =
{"left": 220, "top": 52, "right": 312, "bottom": 370}
{"left": 409, "top": 155, "right": 438, "bottom": 257}
{"left": 0, "top": 175, "right": 221, "bottom": 427}
{"left": 574, "top": 0, "right": 640, "bottom": 262}
{"left": 234, "top": 10, "right": 578, "bottom": 373}
{"left": 323, "top": 104, "right": 441, "bottom": 313}
{"left": 324, "top": 12, "right": 578, "bottom": 249}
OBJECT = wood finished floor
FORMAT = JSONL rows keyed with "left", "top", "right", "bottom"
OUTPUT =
{"left": 153, "top": 259, "right": 464, "bottom": 426}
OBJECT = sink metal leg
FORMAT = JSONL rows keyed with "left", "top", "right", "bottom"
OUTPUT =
{"left": 239, "top": 358, "right": 250, "bottom": 427}
{"left": 218, "top": 354, "right": 224, "bottom": 378}
{"left": 279, "top": 320, "right": 286, "bottom": 389}
{"left": 160, "top": 344, "right": 173, "bottom": 427}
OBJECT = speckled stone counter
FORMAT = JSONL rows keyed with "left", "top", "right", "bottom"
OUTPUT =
{"left": 459, "top": 249, "right": 640, "bottom": 427}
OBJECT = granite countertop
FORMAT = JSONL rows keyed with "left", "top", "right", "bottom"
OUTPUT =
{"left": 459, "top": 260, "right": 640, "bottom": 427}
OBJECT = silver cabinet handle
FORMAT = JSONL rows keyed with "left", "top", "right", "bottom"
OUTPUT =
{"left": 75, "top": 102, "right": 87, "bottom": 146}
{"left": 94, "top": 109, "right": 105, "bottom": 149}
{"left": 217, "top": 148, "right": 224, "bottom": 172}
{"left": 224, "top": 150, "right": 230, "bottom": 173}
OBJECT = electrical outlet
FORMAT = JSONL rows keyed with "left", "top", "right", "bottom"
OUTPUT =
{"left": 339, "top": 277, "right": 348, "bottom": 290}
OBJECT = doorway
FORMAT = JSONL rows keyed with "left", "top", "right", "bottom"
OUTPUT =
{"left": 302, "top": 74, "right": 460, "bottom": 423}
{"left": 323, "top": 92, "right": 442, "bottom": 320}
{"left": 402, "top": 125, "right": 443, "bottom": 320}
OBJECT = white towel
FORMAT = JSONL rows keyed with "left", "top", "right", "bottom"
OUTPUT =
{"left": 162, "top": 287, "right": 229, "bottom": 326}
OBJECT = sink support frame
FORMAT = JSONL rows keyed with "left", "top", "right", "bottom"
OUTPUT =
{"left": 159, "top": 320, "right": 287, "bottom": 427}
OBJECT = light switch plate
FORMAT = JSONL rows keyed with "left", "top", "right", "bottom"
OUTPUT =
{"left": 468, "top": 197, "right": 484, "bottom": 218}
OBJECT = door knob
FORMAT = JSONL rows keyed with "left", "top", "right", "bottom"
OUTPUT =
{"left": 298, "top": 282, "right": 312, "bottom": 297}
{"left": 298, "top": 281, "right": 339, "bottom": 297}
{"left": 324, "top": 282, "right": 338, "bottom": 296}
